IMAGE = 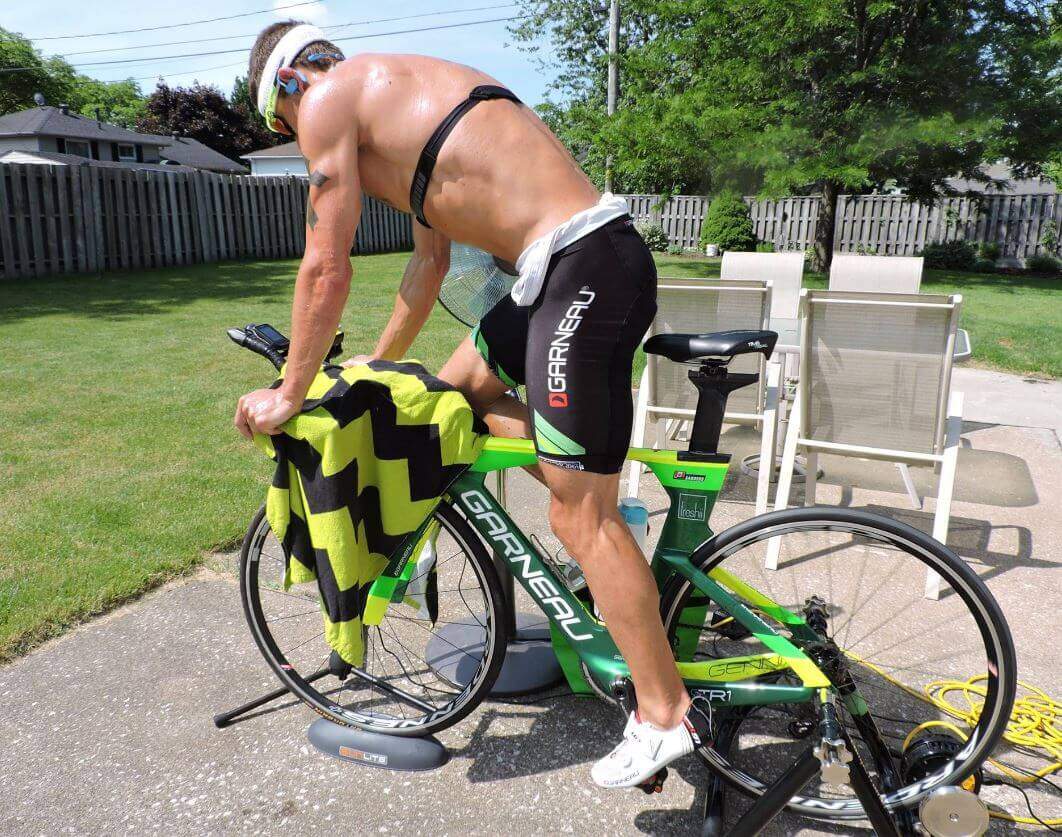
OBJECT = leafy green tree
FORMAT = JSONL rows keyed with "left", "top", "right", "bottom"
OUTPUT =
{"left": 699, "top": 192, "right": 755, "bottom": 252}
{"left": 68, "top": 78, "right": 146, "bottom": 129}
{"left": 512, "top": 1, "right": 1062, "bottom": 268}
{"left": 1, "top": 28, "right": 147, "bottom": 127}
{"left": 0, "top": 27, "right": 79, "bottom": 114}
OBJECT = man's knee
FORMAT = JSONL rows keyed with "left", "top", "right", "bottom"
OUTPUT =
{"left": 438, "top": 337, "right": 507, "bottom": 414}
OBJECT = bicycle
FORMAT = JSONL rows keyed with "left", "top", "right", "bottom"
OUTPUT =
{"left": 229, "top": 321, "right": 1016, "bottom": 830}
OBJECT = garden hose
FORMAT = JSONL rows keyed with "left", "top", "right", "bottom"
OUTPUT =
{"left": 848, "top": 653, "right": 1062, "bottom": 827}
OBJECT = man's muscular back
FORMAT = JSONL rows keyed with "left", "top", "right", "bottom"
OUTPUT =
{"left": 238, "top": 23, "right": 608, "bottom": 432}
{"left": 303, "top": 54, "right": 599, "bottom": 262}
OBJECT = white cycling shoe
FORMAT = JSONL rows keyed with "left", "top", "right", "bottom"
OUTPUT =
{"left": 591, "top": 709, "right": 705, "bottom": 789}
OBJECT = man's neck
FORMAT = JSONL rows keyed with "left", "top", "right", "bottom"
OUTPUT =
{"left": 280, "top": 67, "right": 330, "bottom": 135}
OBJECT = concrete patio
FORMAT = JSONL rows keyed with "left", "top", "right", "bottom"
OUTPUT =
{"left": 1, "top": 368, "right": 1059, "bottom": 835}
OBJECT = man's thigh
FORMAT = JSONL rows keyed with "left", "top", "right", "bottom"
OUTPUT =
{"left": 437, "top": 336, "right": 511, "bottom": 414}
{"left": 540, "top": 461, "right": 622, "bottom": 517}
{"left": 524, "top": 231, "right": 656, "bottom": 475}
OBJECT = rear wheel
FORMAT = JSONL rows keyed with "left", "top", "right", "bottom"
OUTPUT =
{"left": 660, "top": 506, "right": 1016, "bottom": 819}
{"left": 239, "top": 499, "right": 509, "bottom": 736}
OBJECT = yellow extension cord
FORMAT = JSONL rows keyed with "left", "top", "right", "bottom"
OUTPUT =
{"left": 849, "top": 655, "right": 1062, "bottom": 828}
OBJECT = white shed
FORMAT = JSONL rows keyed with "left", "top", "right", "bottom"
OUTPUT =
{"left": 240, "top": 141, "right": 307, "bottom": 177}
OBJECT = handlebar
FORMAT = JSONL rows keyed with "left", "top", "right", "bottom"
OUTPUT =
{"left": 227, "top": 323, "right": 345, "bottom": 372}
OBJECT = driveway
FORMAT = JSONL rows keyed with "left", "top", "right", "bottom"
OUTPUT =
{"left": 1, "top": 371, "right": 1058, "bottom": 836}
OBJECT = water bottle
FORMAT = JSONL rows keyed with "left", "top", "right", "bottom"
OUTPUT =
{"left": 619, "top": 497, "right": 650, "bottom": 559}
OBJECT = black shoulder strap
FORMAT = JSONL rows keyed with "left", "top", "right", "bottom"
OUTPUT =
{"left": 409, "top": 85, "right": 521, "bottom": 229}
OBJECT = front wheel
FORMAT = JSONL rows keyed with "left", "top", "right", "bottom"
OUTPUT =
{"left": 660, "top": 506, "right": 1016, "bottom": 820}
{"left": 239, "top": 499, "right": 509, "bottom": 737}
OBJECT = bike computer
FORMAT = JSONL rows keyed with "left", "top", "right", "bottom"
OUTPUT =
{"left": 246, "top": 323, "right": 290, "bottom": 353}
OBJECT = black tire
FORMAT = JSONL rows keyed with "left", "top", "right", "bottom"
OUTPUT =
{"left": 239, "top": 499, "right": 509, "bottom": 737}
{"left": 659, "top": 505, "right": 1017, "bottom": 820}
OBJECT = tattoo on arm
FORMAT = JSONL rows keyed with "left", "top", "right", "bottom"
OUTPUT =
{"left": 306, "top": 169, "right": 331, "bottom": 231}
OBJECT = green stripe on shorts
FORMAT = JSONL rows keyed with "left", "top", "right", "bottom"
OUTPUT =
{"left": 533, "top": 410, "right": 586, "bottom": 456}
{"left": 471, "top": 325, "right": 518, "bottom": 389}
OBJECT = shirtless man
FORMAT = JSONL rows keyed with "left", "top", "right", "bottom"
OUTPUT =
{"left": 233, "top": 22, "right": 711, "bottom": 788}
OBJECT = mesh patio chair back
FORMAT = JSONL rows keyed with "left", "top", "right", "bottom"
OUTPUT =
{"left": 721, "top": 251, "right": 805, "bottom": 320}
{"left": 800, "top": 290, "right": 961, "bottom": 455}
{"left": 649, "top": 279, "right": 772, "bottom": 420}
{"left": 828, "top": 254, "right": 924, "bottom": 294}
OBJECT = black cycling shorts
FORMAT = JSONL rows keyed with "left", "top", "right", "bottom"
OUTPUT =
{"left": 470, "top": 215, "right": 657, "bottom": 474}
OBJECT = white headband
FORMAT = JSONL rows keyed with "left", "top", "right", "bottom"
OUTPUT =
{"left": 256, "top": 24, "right": 327, "bottom": 117}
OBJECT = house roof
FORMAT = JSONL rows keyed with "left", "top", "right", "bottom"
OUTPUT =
{"left": 160, "top": 137, "right": 246, "bottom": 174}
{"left": 0, "top": 149, "right": 194, "bottom": 173}
{"left": 0, "top": 106, "right": 170, "bottom": 146}
{"left": 946, "top": 163, "right": 1057, "bottom": 195}
{"left": 241, "top": 141, "right": 304, "bottom": 160}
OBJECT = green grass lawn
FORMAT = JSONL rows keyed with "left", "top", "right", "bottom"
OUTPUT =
{"left": 0, "top": 252, "right": 1057, "bottom": 661}
{"left": 0, "top": 254, "right": 465, "bottom": 662}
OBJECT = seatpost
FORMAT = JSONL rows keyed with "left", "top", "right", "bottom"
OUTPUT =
{"left": 683, "top": 363, "right": 759, "bottom": 458}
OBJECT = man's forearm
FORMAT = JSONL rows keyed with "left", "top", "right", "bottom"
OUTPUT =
{"left": 281, "top": 261, "right": 352, "bottom": 403}
{"left": 373, "top": 256, "right": 441, "bottom": 361}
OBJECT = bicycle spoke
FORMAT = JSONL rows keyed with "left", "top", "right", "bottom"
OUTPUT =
{"left": 264, "top": 608, "right": 321, "bottom": 624}
{"left": 660, "top": 513, "right": 1012, "bottom": 817}
{"left": 244, "top": 503, "right": 500, "bottom": 735}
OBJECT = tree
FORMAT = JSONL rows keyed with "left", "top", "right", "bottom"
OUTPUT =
{"left": 68, "top": 78, "right": 146, "bottom": 129}
{"left": 512, "top": 1, "right": 1062, "bottom": 268}
{"left": 0, "top": 28, "right": 79, "bottom": 114}
{"left": 231, "top": 74, "right": 284, "bottom": 153}
{"left": 699, "top": 192, "right": 755, "bottom": 252}
{"left": 137, "top": 81, "right": 279, "bottom": 164}
{"left": 1, "top": 28, "right": 147, "bottom": 126}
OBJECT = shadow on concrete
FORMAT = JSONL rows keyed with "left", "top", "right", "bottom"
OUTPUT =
{"left": 710, "top": 423, "right": 1039, "bottom": 510}
{"left": 865, "top": 505, "right": 1047, "bottom": 589}
{"left": 448, "top": 690, "right": 887, "bottom": 834}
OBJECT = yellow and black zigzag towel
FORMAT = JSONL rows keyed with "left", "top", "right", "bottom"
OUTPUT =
{"left": 253, "top": 360, "right": 488, "bottom": 666}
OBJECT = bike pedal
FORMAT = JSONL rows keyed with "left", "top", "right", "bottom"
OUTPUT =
{"left": 638, "top": 767, "right": 668, "bottom": 794}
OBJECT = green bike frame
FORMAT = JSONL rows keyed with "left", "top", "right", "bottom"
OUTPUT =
{"left": 367, "top": 436, "right": 830, "bottom": 708}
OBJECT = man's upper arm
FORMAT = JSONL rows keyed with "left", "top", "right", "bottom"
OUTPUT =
{"left": 412, "top": 220, "right": 450, "bottom": 280}
{"left": 298, "top": 102, "right": 361, "bottom": 274}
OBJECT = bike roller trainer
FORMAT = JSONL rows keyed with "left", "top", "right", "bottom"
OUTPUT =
{"left": 214, "top": 649, "right": 449, "bottom": 772}
{"left": 619, "top": 681, "right": 984, "bottom": 837}
{"left": 690, "top": 698, "right": 911, "bottom": 837}
{"left": 214, "top": 325, "right": 448, "bottom": 773}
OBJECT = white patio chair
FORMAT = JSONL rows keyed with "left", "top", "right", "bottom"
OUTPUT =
{"left": 767, "top": 289, "right": 965, "bottom": 599}
{"left": 829, "top": 254, "right": 926, "bottom": 503}
{"left": 721, "top": 251, "right": 805, "bottom": 320}
{"left": 628, "top": 279, "right": 781, "bottom": 514}
{"left": 829, "top": 254, "right": 924, "bottom": 294}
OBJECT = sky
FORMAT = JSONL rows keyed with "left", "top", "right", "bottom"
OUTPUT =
{"left": 4, "top": 0, "right": 558, "bottom": 105}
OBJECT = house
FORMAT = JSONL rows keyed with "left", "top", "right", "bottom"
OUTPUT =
{"left": 945, "top": 163, "right": 1057, "bottom": 195}
{"left": 157, "top": 136, "right": 246, "bottom": 174}
{"left": 241, "top": 141, "right": 307, "bottom": 177}
{"left": 0, "top": 105, "right": 173, "bottom": 168}
{"left": 0, "top": 105, "right": 246, "bottom": 174}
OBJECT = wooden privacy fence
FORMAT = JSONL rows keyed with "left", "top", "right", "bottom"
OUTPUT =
{"left": 0, "top": 163, "right": 413, "bottom": 279}
{"left": 622, "top": 192, "right": 1062, "bottom": 261}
